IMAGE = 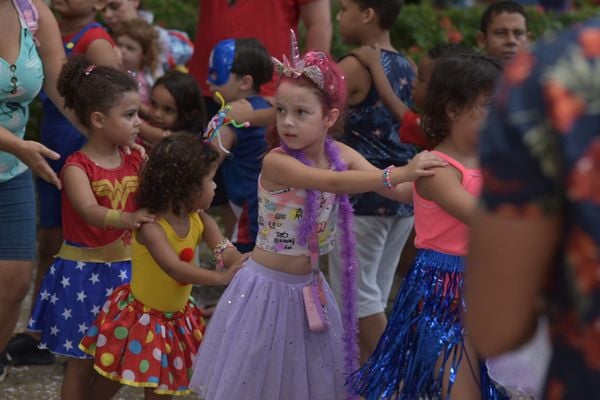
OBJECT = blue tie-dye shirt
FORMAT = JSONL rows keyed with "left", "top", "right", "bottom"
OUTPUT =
{"left": 340, "top": 49, "right": 416, "bottom": 216}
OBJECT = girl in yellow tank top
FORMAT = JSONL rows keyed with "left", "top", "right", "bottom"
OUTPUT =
{"left": 80, "top": 134, "right": 247, "bottom": 398}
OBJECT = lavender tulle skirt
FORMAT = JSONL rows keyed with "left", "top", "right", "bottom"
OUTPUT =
{"left": 486, "top": 317, "right": 552, "bottom": 399}
{"left": 189, "top": 258, "right": 346, "bottom": 400}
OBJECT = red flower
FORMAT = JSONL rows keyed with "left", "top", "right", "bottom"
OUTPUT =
{"left": 566, "top": 228, "right": 600, "bottom": 294}
{"left": 579, "top": 28, "right": 600, "bottom": 58}
{"left": 447, "top": 30, "right": 463, "bottom": 44}
{"left": 504, "top": 51, "right": 536, "bottom": 85}
{"left": 580, "top": 321, "right": 600, "bottom": 370}
{"left": 568, "top": 139, "right": 600, "bottom": 203}
{"left": 546, "top": 379, "right": 566, "bottom": 400}
{"left": 440, "top": 16, "right": 452, "bottom": 30}
{"left": 544, "top": 80, "right": 586, "bottom": 133}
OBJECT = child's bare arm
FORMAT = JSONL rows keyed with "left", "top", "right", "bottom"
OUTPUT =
{"left": 137, "top": 221, "right": 242, "bottom": 286}
{"left": 137, "top": 121, "right": 171, "bottom": 145}
{"left": 352, "top": 45, "right": 409, "bottom": 121}
{"left": 198, "top": 211, "right": 246, "bottom": 270}
{"left": 415, "top": 166, "right": 477, "bottom": 224}
{"left": 63, "top": 165, "right": 155, "bottom": 230}
{"left": 226, "top": 104, "right": 275, "bottom": 128}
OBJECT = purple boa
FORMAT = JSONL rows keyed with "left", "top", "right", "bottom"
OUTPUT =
{"left": 281, "top": 137, "right": 359, "bottom": 397}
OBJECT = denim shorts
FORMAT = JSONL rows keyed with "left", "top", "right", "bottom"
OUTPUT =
{"left": 0, "top": 169, "right": 36, "bottom": 260}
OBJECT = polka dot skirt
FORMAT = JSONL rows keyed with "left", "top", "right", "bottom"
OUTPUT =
{"left": 80, "top": 284, "right": 205, "bottom": 395}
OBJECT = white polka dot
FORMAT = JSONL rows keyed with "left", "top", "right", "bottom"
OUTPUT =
{"left": 97, "top": 334, "right": 107, "bottom": 347}
{"left": 152, "top": 348, "right": 162, "bottom": 361}
{"left": 139, "top": 313, "right": 150, "bottom": 325}
{"left": 102, "top": 302, "right": 110, "bottom": 313}
{"left": 173, "top": 357, "right": 183, "bottom": 370}
{"left": 158, "top": 384, "right": 169, "bottom": 391}
{"left": 122, "top": 369, "right": 135, "bottom": 381}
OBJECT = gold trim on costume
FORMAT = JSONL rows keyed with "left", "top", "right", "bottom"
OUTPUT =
{"left": 57, "top": 236, "right": 131, "bottom": 262}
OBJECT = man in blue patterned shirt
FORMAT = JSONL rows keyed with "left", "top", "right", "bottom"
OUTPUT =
{"left": 467, "top": 17, "right": 600, "bottom": 399}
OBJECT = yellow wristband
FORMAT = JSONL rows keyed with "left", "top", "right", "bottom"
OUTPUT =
{"left": 104, "top": 209, "right": 122, "bottom": 230}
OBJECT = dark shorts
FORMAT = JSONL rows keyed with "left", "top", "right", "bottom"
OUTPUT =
{"left": 0, "top": 170, "right": 36, "bottom": 260}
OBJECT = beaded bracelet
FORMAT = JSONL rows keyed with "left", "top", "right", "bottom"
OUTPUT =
{"left": 213, "top": 238, "right": 235, "bottom": 271}
{"left": 104, "top": 209, "right": 122, "bottom": 230}
{"left": 382, "top": 165, "right": 395, "bottom": 189}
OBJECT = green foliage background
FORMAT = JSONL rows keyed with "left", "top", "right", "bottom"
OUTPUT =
{"left": 26, "top": 1, "right": 598, "bottom": 140}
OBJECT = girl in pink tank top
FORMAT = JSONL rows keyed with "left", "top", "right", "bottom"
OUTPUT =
{"left": 348, "top": 54, "right": 505, "bottom": 400}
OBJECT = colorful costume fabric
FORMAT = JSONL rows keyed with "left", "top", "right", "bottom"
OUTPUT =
{"left": 190, "top": 172, "right": 346, "bottom": 400}
{"left": 479, "top": 18, "right": 600, "bottom": 399}
{"left": 80, "top": 214, "right": 206, "bottom": 396}
{"left": 29, "top": 150, "right": 142, "bottom": 358}
{"left": 347, "top": 152, "right": 504, "bottom": 399}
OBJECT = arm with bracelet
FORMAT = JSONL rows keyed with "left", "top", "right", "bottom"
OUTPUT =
{"left": 198, "top": 211, "right": 247, "bottom": 270}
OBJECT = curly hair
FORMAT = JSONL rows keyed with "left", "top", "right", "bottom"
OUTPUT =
{"left": 114, "top": 18, "right": 160, "bottom": 76}
{"left": 421, "top": 54, "right": 501, "bottom": 146}
{"left": 57, "top": 55, "right": 138, "bottom": 128}
{"left": 136, "top": 133, "right": 219, "bottom": 216}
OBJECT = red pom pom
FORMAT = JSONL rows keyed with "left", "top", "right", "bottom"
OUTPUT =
{"left": 179, "top": 247, "right": 195, "bottom": 262}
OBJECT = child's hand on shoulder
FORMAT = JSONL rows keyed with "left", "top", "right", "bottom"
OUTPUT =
{"left": 352, "top": 44, "right": 382, "bottom": 69}
{"left": 393, "top": 150, "right": 448, "bottom": 183}
{"left": 121, "top": 142, "right": 147, "bottom": 160}
{"left": 121, "top": 208, "right": 156, "bottom": 230}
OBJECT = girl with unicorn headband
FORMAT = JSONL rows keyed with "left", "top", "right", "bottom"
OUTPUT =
{"left": 191, "top": 31, "right": 446, "bottom": 400}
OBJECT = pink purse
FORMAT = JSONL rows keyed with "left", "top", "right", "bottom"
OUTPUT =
{"left": 303, "top": 275, "right": 329, "bottom": 332}
{"left": 302, "top": 230, "right": 330, "bottom": 332}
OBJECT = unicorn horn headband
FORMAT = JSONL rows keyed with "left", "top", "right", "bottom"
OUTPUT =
{"left": 272, "top": 29, "right": 325, "bottom": 90}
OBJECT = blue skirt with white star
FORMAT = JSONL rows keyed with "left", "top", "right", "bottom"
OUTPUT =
{"left": 29, "top": 254, "right": 131, "bottom": 359}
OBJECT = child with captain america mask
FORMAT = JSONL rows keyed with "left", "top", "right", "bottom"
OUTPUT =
{"left": 204, "top": 38, "right": 273, "bottom": 254}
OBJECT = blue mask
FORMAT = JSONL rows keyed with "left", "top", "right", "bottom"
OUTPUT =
{"left": 208, "top": 39, "right": 236, "bottom": 86}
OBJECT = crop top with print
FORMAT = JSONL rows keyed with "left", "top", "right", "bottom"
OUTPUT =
{"left": 255, "top": 176, "right": 338, "bottom": 257}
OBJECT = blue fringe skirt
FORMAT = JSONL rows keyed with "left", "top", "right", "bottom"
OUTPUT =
{"left": 346, "top": 249, "right": 506, "bottom": 400}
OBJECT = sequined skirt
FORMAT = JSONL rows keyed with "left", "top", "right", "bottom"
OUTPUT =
{"left": 79, "top": 284, "right": 205, "bottom": 396}
{"left": 346, "top": 249, "right": 505, "bottom": 400}
{"left": 189, "top": 258, "right": 347, "bottom": 400}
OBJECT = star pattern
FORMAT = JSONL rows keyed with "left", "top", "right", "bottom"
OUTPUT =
{"left": 78, "top": 323, "right": 88, "bottom": 334}
{"left": 60, "top": 276, "right": 71, "bottom": 288}
{"left": 62, "top": 308, "right": 72, "bottom": 320}
{"left": 118, "top": 269, "right": 128, "bottom": 281}
{"left": 89, "top": 273, "right": 100, "bottom": 285}
{"left": 76, "top": 291, "right": 87, "bottom": 303}
{"left": 29, "top": 257, "right": 131, "bottom": 358}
